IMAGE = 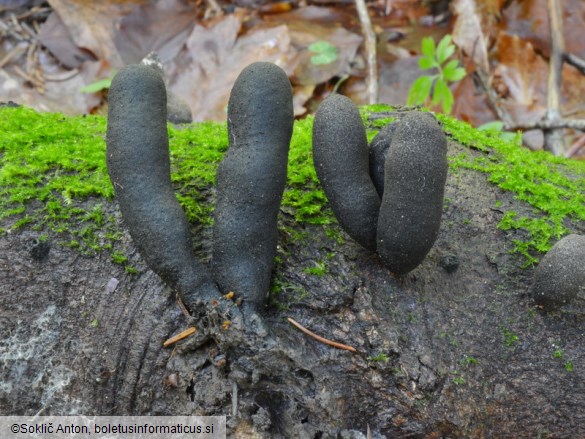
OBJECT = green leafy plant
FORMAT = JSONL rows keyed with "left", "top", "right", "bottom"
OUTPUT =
{"left": 308, "top": 41, "right": 339, "bottom": 65}
{"left": 80, "top": 72, "right": 116, "bottom": 94}
{"left": 407, "top": 35, "right": 466, "bottom": 113}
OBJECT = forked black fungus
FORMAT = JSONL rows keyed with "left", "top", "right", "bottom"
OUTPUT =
{"left": 107, "top": 61, "right": 448, "bottom": 317}
{"left": 368, "top": 121, "right": 397, "bottom": 198}
{"left": 106, "top": 64, "right": 219, "bottom": 309}
{"left": 312, "top": 94, "right": 381, "bottom": 251}
{"left": 312, "top": 98, "right": 448, "bottom": 274}
{"left": 212, "top": 62, "right": 294, "bottom": 307}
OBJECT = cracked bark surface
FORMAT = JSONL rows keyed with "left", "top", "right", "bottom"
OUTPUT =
{"left": 1, "top": 135, "right": 584, "bottom": 438}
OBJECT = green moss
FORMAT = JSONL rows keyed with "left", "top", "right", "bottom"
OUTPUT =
{"left": 283, "top": 116, "right": 332, "bottom": 225}
{"left": 367, "top": 353, "right": 391, "bottom": 362}
{"left": 268, "top": 276, "right": 309, "bottom": 310}
{"left": 443, "top": 114, "right": 585, "bottom": 265}
{"left": 125, "top": 266, "right": 139, "bottom": 275}
{"left": 360, "top": 103, "right": 393, "bottom": 118}
{"left": 501, "top": 328, "right": 520, "bottom": 347}
{"left": 1, "top": 105, "right": 583, "bottom": 271}
{"left": 0, "top": 106, "right": 333, "bottom": 261}
{"left": 303, "top": 260, "right": 328, "bottom": 276}
{"left": 0, "top": 107, "right": 118, "bottom": 255}
{"left": 167, "top": 122, "right": 228, "bottom": 225}
{"left": 110, "top": 251, "right": 128, "bottom": 265}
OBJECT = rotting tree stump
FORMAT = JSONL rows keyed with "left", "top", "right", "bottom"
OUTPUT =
{"left": 1, "top": 109, "right": 585, "bottom": 439}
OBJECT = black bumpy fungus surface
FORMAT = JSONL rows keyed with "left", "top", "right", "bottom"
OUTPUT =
{"left": 312, "top": 98, "right": 448, "bottom": 275}
{"left": 369, "top": 122, "right": 397, "bottom": 198}
{"left": 440, "top": 254, "right": 460, "bottom": 273}
{"left": 532, "top": 234, "right": 585, "bottom": 310}
{"left": 377, "top": 112, "right": 448, "bottom": 274}
{"left": 27, "top": 237, "right": 51, "bottom": 261}
{"left": 140, "top": 52, "right": 193, "bottom": 124}
{"left": 312, "top": 95, "right": 381, "bottom": 251}
{"left": 106, "top": 64, "right": 219, "bottom": 307}
{"left": 212, "top": 62, "right": 294, "bottom": 306}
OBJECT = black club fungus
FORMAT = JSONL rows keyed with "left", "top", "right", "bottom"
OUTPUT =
{"left": 312, "top": 94, "right": 381, "bottom": 251}
{"left": 212, "top": 62, "right": 294, "bottom": 307}
{"left": 376, "top": 112, "right": 448, "bottom": 274}
{"left": 106, "top": 64, "right": 219, "bottom": 308}
{"left": 532, "top": 234, "right": 585, "bottom": 310}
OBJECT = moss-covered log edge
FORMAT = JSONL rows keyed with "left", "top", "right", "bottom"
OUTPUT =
{"left": 0, "top": 104, "right": 583, "bottom": 272}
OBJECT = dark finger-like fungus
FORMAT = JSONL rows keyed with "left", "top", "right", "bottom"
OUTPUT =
{"left": 212, "top": 62, "right": 294, "bottom": 307}
{"left": 312, "top": 95, "right": 381, "bottom": 251}
{"left": 532, "top": 234, "right": 585, "bottom": 310}
{"left": 140, "top": 52, "right": 193, "bottom": 124}
{"left": 376, "top": 112, "right": 448, "bottom": 274}
{"left": 106, "top": 64, "right": 219, "bottom": 308}
{"left": 368, "top": 122, "right": 397, "bottom": 198}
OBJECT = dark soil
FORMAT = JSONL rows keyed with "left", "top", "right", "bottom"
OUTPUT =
{"left": 1, "top": 138, "right": 585, "bottom": 438}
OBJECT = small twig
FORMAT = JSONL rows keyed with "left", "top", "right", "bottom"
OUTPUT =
{"left": 355, "top": 0, "right": 378, "bottom": 104}
{"left": 287, "top": 317, "right": 357, "bottom": 352}
{"left": 203, "top": 0, "right": 222, "bottom": 20}
{"left": 0, "top": 44, "right": 26, "bottom": 69}
{"left": 13, "top": 64, "right": 42, "bottom": 87}
{"left": 564, "top": 53, "right": 585, "bottom": 75}
{"left": 384, "top": 0, "right": 392, "bottom": 16}
{"left": 231, "top": 381, "right": 238, "bottom": 417}
{"left": 505, "top": 118, "right": 585, "bottom": 131}
{"left": 44, "top": 69, "right": 80, "bottom": 82}
{"left": 163, "top": 326, "right": 197, "bottom": 347}
{"left": 565, "top": 134, "right": 585, "bottom": 158}
{"left": 16, "top": 6, "right": 51, "bottom": 21}
{"left": 475, "top": 69, "right": 516, "bottom": 129}
{"left": 544, "top": 0, "right": 565, "bottom": 155}
{"left": 26, "top": 39, "right": 37, "bottom": 75}
{"left": 176, "top": 295, "right": 191, "bottom": 319}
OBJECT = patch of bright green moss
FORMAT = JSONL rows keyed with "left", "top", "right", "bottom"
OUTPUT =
{"left": 167, "top": 122, "right": 227, "bottom": 224}
{"left": 440, "top": 114, "right": 585, "bottom": 265}
{"left": 0, "top": 106, "right": 333, "bottom": 257}
{"left": 1, "top": 105, "right": 583, "bottom": 269}
{"left": 0, "top": 107, "right": 119, "bottom": 256}
{"left": 283, "top": 115, "right": 333, "bottom": 225}
{"left": 303, "top": 260, "right": 328, "bottom": 276}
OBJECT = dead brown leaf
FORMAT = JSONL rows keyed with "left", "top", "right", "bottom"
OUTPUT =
{"left": 37, "top": 10, "right": 95, "bottom": 69}
{"left": 492, "top": 31, "right": 547, "bottom": 124}
{"left": 451, "top": 0, "right": 492, "bottom": 73}
{"left": 502, "top": 0, "right": 585, "bottom": 60}
{"left": 560, "top": 62, "right": 585, "bottom": 117}
{"left": 166, "top": 13, "right": 298, "bottom": 121}
{"left": 377, "top": 56, "right": 423, "bottom": 106}
{"left": 451, "top": 74, "right": 497, "bottom": 126}
{"left": 265, "top": 7, "right": 362, "bottom": 87}
{"left": 114, "top": 0, "right": 199, "bottom": 64}
{"left": 0, "top": 58, "right": 103, "bottom": 114}
{"left": 46, "top": 0, "right": 140, "bottom": 67}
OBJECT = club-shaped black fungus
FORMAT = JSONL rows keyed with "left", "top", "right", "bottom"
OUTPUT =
{"left": 369, "top": 121, "right": 397, "bottom": 198}
{"left": 106, "top": 64, "right": 219, "bottom": 308}
{"left": 376, "top": 112, "right": 448, "bottom": 274}
{"left": 212, "top": 62, "right": 294, "bottom": 307}
{"left": 312, "top": 94, "right": 381, "bottom": 251}
{"left": 532, "top": 234, "right": 585, "bottom": 310}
